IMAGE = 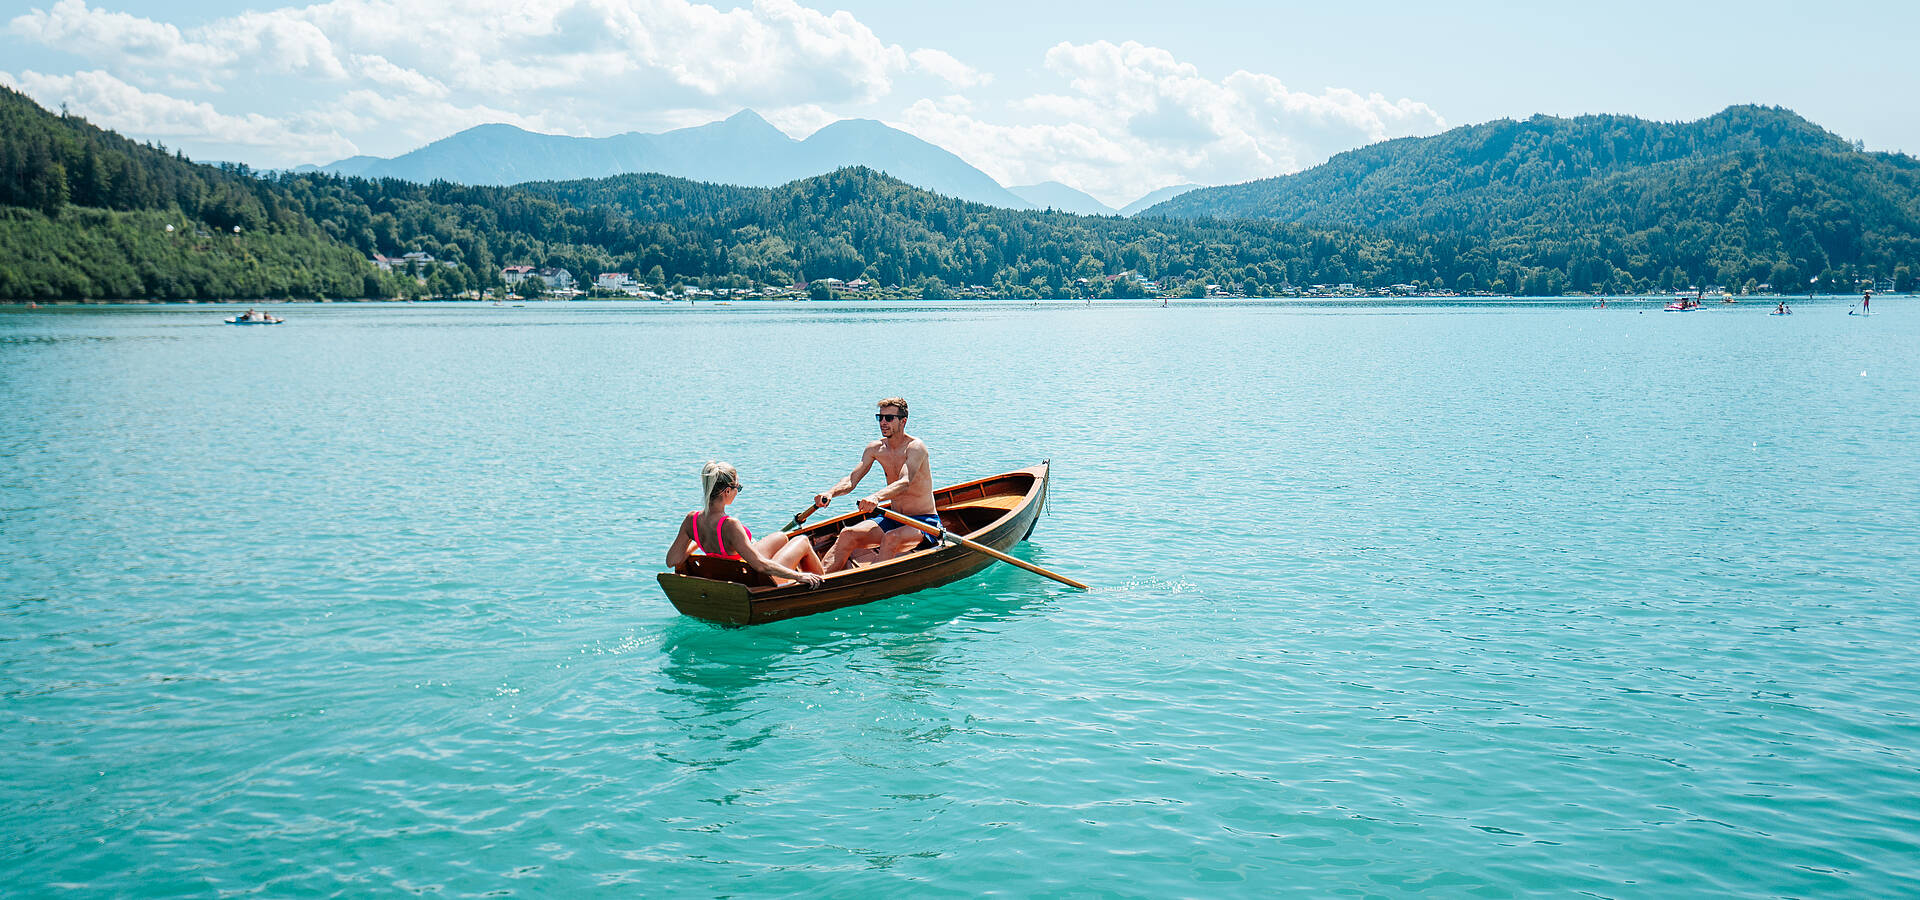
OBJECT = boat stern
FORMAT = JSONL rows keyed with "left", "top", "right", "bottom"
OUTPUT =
{"left": 656, "top": 572, "right": 755, "bottom": 626}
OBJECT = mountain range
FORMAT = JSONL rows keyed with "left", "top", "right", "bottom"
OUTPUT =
{"left": 1004, "top": 181, "right": 1204, "bottom": 216}
{"left": 6, "top": 83, "right": 1916, "bottom": 302}
{"left": 1140, "top": 104, "right": 1920, "bottom": 293}
{"left": 1141, "top": 105, "right": 1916, "bottom": 223}
{"left": 308, "top": 110, "right": 1194, "bottom": 214}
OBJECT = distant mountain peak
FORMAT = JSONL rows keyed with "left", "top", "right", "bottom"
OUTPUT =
{"left": 708, "top": 108, "right": 786, "bottom": 137}
{"left": 309, "top": 110, "right": 1032, "bottom": 208}
{"left": 451, "top": 122, "right": 537, "bottom": 139}
{"left": 1008, "top": 181, "right": 1115, "bottom": 216}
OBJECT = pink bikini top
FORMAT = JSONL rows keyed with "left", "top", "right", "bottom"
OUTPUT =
{"left": 689, "top": 512, "right": 750, "bottom": 560}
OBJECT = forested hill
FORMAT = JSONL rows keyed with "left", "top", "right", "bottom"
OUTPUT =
{"left": 1145, "top": 106, "right": 1857, "bottom": 224}
{"left": 1144, "top": 106, "right": 1920, "bottom": 292}
{"left": 0, "top": 85, "right": 380, "bottom": 299}
{"left": 4, "top": 87, "right": 1918, "bottom": 301}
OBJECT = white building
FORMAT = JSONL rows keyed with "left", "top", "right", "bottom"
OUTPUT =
{"left": 595, "top": 272, "right": 641, "bottom": 293}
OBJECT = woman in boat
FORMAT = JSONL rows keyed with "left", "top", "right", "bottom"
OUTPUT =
{"left": 666, "top": 461, "right": 824, "bottom": 588}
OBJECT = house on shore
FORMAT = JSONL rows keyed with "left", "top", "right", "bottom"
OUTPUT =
{"left": 501, "top": 266, "right": 575, "bottom": 291}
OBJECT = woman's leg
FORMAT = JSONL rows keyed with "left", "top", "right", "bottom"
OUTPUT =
{"left": 751, "top": 532, "right": 790, "bottom": 558}
{"left": 773, "top": 534, "right": 824, "bottom": 574}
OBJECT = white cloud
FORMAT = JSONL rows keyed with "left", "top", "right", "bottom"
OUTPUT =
{"left": 910, "top": 48, "right": 988, "bottom": 88}
{"left": 6, "top": 4, "right": 1445, "bottom": 195}
{"left": 760, "top": 103, "right": 837, "bottom": 139}
{"left": 896, "top": 40, "right": 1446, "bottom": 207}
{"left": 7, "top": 0, "right": 346, "bottom": 83}
{"left": 8, "top": 0, "right": 224, "bottom": 72}
{"left": 202, "top": 10, "right": 348, "bottom": 79}
{"left": 10, "top": 69, "right": 358, "bottom": 164}
{"left": 5, "top": 0, "right": 923, "bottom": 161}
{"left": 350, "top": 55, "right": 448, "bottom": 99}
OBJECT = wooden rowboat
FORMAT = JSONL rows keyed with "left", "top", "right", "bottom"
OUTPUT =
{"left": 658, "top": 462, "right": 1051, "bottom": 625}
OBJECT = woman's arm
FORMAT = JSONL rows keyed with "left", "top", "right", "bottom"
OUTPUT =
{"left": 726, "top": 519, "right": 823, "bottom": 587}
{"left": 665, "top": 513, "right": 696, "bottom": 568}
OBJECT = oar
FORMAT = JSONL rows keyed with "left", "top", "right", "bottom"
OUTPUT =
{"left": 782, "top": 498, "right": 827, "bottom": 533}
{"left": 875, "top": 507, "right": 1088, "bottom": 590}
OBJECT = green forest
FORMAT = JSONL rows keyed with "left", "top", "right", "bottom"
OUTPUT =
{"left": 1150, "top": 106, "right": 1920, "bottom": 295}
{"left": 3, "top": 87, "right": 1917, "bottom": 301}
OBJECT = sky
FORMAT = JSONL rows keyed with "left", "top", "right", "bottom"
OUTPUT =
{"left": 3, "top": 0, "right": 1916, "bottom": 208}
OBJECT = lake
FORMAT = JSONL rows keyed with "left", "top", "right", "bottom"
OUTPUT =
{"left": 4, "top": 297, "right": 1918, "bottom": 896}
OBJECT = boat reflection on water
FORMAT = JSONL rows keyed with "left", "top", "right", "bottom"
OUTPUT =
{"left": 654, "top": 570, "right": 1060, "bottom": 726}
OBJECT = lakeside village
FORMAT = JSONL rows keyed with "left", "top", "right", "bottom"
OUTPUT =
{"left": 372, "top": 253, "right": 1902, "bottom": 304}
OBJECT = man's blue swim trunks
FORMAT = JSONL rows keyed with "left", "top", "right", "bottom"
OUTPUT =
{"left": 871, "top": 510, "right": 943, "bottom": 549}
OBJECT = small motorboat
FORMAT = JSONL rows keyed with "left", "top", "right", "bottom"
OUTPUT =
{"left": 225, "top": 315, "right": 283, "bottom": 325}
{"left": 658, "top": 463, "right": 1052, "bottom": 625}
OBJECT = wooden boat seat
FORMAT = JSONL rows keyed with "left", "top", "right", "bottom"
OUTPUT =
{"left": 940, "top": 495, "right": 1023, "bottom": 512}
{"left": 677, "top": 554, "right": 775, "bottom": 587}
{"left": 937, "top": 494, "right": 1024, "bottom": 534}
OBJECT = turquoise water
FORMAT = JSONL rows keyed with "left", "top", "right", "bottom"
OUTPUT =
{"left": 4, "top": 298, "right": 1918, "bottom": 896}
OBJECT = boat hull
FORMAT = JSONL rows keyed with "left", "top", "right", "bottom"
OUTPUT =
{"left": 657, "top": 462, "right": 1050, "bottom": 625}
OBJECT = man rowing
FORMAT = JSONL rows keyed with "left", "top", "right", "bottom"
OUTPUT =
{"left": 813, "top": 397, "right": 939, "bottom": 572}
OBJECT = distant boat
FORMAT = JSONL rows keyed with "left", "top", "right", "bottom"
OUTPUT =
{"left": 225, "top": 314, "right": 283, "bottom": 325}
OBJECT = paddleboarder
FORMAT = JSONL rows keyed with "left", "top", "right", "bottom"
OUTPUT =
{"left": 814, "top": 397, "right": 941, "bottom": 572}
{"left": 1863, "top": 290, "right": 1871, "bottom": 315}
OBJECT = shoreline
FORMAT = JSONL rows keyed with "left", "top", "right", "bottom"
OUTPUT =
{"left": 2, "top": 292, "right": 1902, "bottom": 307}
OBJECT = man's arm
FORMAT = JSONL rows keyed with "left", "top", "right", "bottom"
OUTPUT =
{"left": 815, "top": 445, "right": 878, "bottom": 507}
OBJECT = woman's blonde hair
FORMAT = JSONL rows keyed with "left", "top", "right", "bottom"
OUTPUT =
{"left": 701, "top": 461, "right": 739, "bottom": 501}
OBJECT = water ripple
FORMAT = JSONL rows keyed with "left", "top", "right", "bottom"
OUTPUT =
{"left": 4, "top": 301, "right": 1919, "bottom": 895}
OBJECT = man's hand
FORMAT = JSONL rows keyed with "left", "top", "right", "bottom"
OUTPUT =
{"left": 855, "top": 495, "right": 879, "bottom": 513}
{"left": 797, "top": 572, "right": 824, "bottom": 589}
{"left": 813, "top": 493, "right": 832, "bottom": 509}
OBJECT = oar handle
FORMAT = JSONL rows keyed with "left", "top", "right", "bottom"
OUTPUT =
{"left": 875, "top": 507, "right": 1088, "bottom": 590}
{"left": 782, "top": 498, "right": 828, "bottom": 533}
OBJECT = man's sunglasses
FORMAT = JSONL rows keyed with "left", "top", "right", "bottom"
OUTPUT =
{"left": 875, "top": 413, "right": 905, "bottom": 422}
